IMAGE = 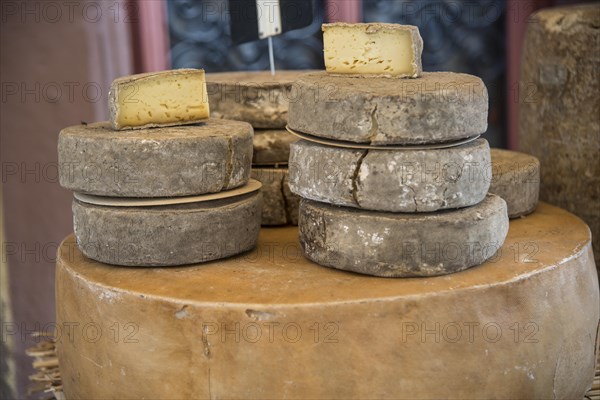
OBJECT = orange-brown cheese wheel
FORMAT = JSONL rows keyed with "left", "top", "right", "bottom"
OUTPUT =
{"left": 56, "top": 202, "right": 599, "bottom": 399}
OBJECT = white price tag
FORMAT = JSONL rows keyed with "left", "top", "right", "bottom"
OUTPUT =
{"left": 256, "top": 0, "right": 282, "bottom": 39}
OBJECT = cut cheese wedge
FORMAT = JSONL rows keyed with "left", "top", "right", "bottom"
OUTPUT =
{"left": 323, "top": 23, "right": 423, "bottom": 78}
{"left": 109, "top": 69, "right": 209, "bottom": 130}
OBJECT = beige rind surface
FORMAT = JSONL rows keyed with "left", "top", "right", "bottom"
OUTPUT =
{"left": 58, "top": 120, "right": 253, "bottom": 197}
{"left": 72, "top": 191, "right": 262, "bottom": 266}
{"left": 489, "top": 149, "right": 540, "bottom": 218}
{"left": 207, "top": 70, "right": 316, "bottom": 129}
{"left": 519, "top": 3, "right": 600, "bottom": 273}
{"left": 56, "top": 202, "right": 599, "bottom": 399}
{"left": 288, "top": 72, "right": 488, "bottom": 145}
{"left": 289, "top": 138, "right": 491, "bottom": 212}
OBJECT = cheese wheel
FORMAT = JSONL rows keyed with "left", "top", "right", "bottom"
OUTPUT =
{"left": 299, "top": 195, "right": 509, "bottom": 277}
{"left": 251, "top": 168, "right": 299, "bottom": 226}
{"left": 519, "top": 3, "right": 600, "bottom": 271}
{"left": 72, "top": 191, "right": 261, "bottom": 266}
{"left": 56, "top": 203, "right": 599, "bottom": 399}
{"left": 489, "top": 149, "right": 540, "bottom": 218}
{"left": 253, "top": 129, "right": 298, "bottom": 165}
{"left": 287, "top": 71, "right": 488, "bottom": 145}
{"left": 289, "top": 138, "right": 491, "bottom": 212}
{"left": 207, "top": 70, "right": 316, "bottom": 129}
{"left": 58, "top": 120, "right": 253, "bottom": 197}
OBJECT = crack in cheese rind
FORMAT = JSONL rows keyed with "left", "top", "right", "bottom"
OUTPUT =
{"left": 109, "top": 69, "right": 210, "bottom": 130}
{"left": 323, "top": 23, "right": 423, "bottom": 78}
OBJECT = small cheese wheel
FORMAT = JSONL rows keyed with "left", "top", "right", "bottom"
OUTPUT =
{"left": 489, "top": 149, "right": 540, "bottom": 218}
{"left": 299, "top": 194, "right": 509, "bottom": 277}
{"left": 56, "top": 203, "right": 599, "bottom": 399}
{"left": 207, "top": 70, "right": 316, "bottom": 129}
{"left": 58, "top": 119, "right": 253, "bottom": 197}
{"left": 288, "top": 71, "right": 488, "bottom": 145}
{"left": 289, "top": 138, "right": 491, "bottom": 212}
{"left": 251, "top": 168, "right": 299, "bottom": 226}
{"left": 253, "top": 129, "right": 298, "bottom": 165}
{"left": 72, "top": 191, "right": 261, "bottom": 266}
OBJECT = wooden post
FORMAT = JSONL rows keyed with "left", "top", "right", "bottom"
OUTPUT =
{"left": 326, "top": 0, "right": 362, "bottom": 23}
{"left": 134, "top": 0, "right": 170, "bottom": 72}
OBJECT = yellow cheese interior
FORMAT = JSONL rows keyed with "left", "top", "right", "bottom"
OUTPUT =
{"left": 114, "top": 70, "right": 209, "bottom": 128}
{"left": 324, "top": 25, "right": 416, "bottom": 75}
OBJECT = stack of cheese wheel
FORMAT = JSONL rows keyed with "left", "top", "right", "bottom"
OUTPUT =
{"left": 287, "top": 23, "right": 510, "bottom": 277}
{"left": 57, "top": 69, "right": 262, "bottom": 266}
{"left": 53, "top": 26, "right": 600, "bottom": 399}
{"left": 207, "top": 71, "right": 305, "bottom": 226}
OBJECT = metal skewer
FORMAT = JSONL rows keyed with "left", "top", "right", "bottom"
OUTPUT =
{"left": 268, "top": 36, "right": 275, "bottom": 76}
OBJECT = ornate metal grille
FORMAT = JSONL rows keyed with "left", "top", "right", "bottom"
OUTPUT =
{"left": 168, "top": 0, "right": 325, "bottom": 71}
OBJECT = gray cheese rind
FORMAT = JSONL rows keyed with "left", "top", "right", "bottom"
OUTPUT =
{"left": 72, "top": 191, "right": 262, "bottom": 266}
{"left": 289, "top": 139, "right": 491, "bottom": 212}
{"left": 253, "top": 129, "right": 298, "bottom": 165}
{"left": 58, "top": 119, "right": 253, "bottom": 197}
{"left": 299, "top": 194, "right": 509, "bottom": 278}
{"left": 251, "top": 168, "right": 299, "bottom": 226}
{"left": 489, "top": 149, "right": 540, "bottom": 218}
{"left": 519, "top": 3, "right": 600, "bottom": 273}
{"left": 288, "top": 71, "right": 488, "bottom": 145}
{"left": 207, "top": 70, "right": 316, "bottom": 129}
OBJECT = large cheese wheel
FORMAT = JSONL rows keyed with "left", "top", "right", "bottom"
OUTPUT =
{"left": 56, "top": 202, "right": 599, "bottom": 399}
{"left": 289, "top": 138, "right": 491, "bottom": 212}
{"left": 207, "top": 70, "right": 316, "bottom": 129}
{"left": 72, "top": 191, "right": 262, "bottom": 266}
{"left": 287, "top": 71, "right": 488, "bottom": 145}
{"left": 58, "top": 119, "right": 253, "bottom": 197}
{"left": 519, "top": 4, "right": 600, "bottom": 272}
